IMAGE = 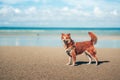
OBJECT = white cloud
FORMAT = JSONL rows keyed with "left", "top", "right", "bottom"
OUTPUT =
{"left": 111, "top": 10, "right": 118, "bottom": 16}
{"left": 0, "top": 7, "right": 8, "bottom": 16}
{"left": 0, "top": 6, "right": 15, "bottom": 16}
{"left": 0, "top": 6, "right": 22, "bottom": 17}
{"left": 60, "top": 6, "right": 91, "bottom": 17}
{"left": 62, "top": 7, "right": 69, "bottom": 11}
{"left": 0, "top": 0, "right": 29, "bottom": 4}
{"left": 93, "top": 7, "right": 103, "bottom": 17}
{"left": 14, "top": 8, "right": 21, "bottom": 14}
{"left": 34, "top": 0, "right": 40, "bottom": 3}
{"left": 25, "top": 6, "right": 37, "bottom": 15}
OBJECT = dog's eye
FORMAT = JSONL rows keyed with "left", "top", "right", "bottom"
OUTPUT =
{"left": 66, "top": 36, "right": 70, "bottom": 39}
{"left": 61, "top": 36, "right": 66, "bottom": 40}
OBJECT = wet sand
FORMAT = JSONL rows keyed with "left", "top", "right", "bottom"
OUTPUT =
{"left": 0, "top": 47, "right": 120, "bottom": 80}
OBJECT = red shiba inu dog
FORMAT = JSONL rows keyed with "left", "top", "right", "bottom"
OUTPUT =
{"left": 61, "top": 32, "right": 98, "bottom": 66}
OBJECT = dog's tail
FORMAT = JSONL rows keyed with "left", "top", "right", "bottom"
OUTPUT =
{"left": 88, "top": 32, "right": 97, "bottom": 44}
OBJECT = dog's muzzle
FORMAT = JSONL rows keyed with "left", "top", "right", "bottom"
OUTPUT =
{"left": 63, "top": 40, "right": 68, "bottom": 45}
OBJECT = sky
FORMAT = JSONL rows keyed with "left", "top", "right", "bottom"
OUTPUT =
{"left": 0, "top": 0, "right": 120, "bottom": 28}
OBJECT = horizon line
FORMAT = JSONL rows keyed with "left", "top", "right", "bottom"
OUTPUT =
{"left": 0, "top": 27, "right": 120, "bottom": 30}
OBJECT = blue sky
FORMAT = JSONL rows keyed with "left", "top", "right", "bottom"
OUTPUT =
{"left": 0, "top": 0, "right": 120, "bottom": 27}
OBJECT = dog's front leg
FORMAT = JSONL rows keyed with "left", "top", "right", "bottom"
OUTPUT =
{"left": 66, "top": 57, "right": 72, "bottom": 65}
{"left": 71, "top": 50, "right": 76, "bottom": 66}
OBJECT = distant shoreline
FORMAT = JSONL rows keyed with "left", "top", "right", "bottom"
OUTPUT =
{"left": 0, "top": 27, "right": 120, "bottom": 30}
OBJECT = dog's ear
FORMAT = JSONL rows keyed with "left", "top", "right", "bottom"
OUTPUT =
{"left": 61, "top": 33, "right": 64, "bottom": 39}
{"left": 61, "top": 33, "right": 64, "bottom": 36}
{"left": 68, "top": 33, "right": 71, "bottom": 36}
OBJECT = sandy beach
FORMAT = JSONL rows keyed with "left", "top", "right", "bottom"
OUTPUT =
{"left": 0, "top": 46, "right": 120, "bottom": 80}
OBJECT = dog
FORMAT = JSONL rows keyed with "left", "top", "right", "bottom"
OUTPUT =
{"left": 61, "top": 32, "right": 98, "bottom": 66}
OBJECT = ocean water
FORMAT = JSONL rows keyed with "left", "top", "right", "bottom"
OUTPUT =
{"left": 0, "top": 28, "right": 120, "bottom": 48}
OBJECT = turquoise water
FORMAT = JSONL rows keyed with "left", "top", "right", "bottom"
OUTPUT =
{"left": 0, "top": 28, "right": 120, "bottom": 48}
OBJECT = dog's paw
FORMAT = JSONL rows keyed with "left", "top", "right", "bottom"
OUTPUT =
{"left": 96, "top": 62, "right": 99, "bottom": 66}
{"left": 87, "top": 62, "right": 91, "bottom": 65}
{"left": 66, "top": 63, "right": 71, "bottom": 65}
{"left": 71, "top": 64, "right": 78, "bottom": 66}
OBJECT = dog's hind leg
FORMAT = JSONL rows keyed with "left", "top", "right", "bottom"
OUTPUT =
{"left": 92, "top": 55, "right": 98, "bottom": 66}
{"left": 91, "top": 51, "right": 98, "bottom": 66}
{"left": 85, "top": 52, "right": 92, "bottom": 64}
{"left": 85, "top": 50, "right": 98, "bottom": 66}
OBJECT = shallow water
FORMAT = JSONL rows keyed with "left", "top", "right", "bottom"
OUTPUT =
{"left": 0, "top": 30, "right": 120, "bottom": 48}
